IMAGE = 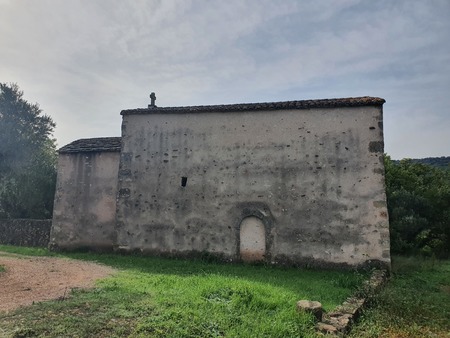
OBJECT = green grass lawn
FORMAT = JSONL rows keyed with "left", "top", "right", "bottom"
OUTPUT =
{"left": 350, "top": 256, "right": 450, "bottom": 337}
{"left": 0, "top": 245, "right": 364, "bottom": 338}
{"left": 3, "top": 246, "right": 447, "bottom": 337}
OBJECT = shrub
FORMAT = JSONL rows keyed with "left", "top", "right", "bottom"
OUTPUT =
{"left": 385, "top": 156, "right": 450, "bottom": 258}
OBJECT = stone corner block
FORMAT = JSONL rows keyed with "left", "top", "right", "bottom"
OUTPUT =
{"left": 296, "top": 299, "right": 323, "bottom": 321}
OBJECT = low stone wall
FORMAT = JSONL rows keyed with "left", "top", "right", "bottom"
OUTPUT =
{"left": 297, "top": 269, "right": 388, "bottom": 336}
{"left": 0, "top": 219, "right": 52, "bottom": 247}
{"left": 322, "top": 270, "right": 388, "bottom": 334}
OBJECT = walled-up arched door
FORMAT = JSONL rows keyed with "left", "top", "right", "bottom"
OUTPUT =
{"left": 239, "top": 216, "right": 266, "bottom": 262}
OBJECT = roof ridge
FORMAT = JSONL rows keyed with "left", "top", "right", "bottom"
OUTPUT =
{"left": 121, "top": 96, "right": 385, "bottom": 115}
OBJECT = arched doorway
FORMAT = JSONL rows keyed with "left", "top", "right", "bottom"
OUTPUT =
{"left": 239, "top": 216, "right": 266, "bottom": 262}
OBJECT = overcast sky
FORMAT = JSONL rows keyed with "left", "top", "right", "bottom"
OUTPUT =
{"left": 1, "top": 0, "right": 449, "bottom": 159}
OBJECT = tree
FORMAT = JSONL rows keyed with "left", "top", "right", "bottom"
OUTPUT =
{"left": 385, "top": 155, "right": 450, "bottom": 258}
{"left": 0, "top": 83, "right": 57, "bottom": 219}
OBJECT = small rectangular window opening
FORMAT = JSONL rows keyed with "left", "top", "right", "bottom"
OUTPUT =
{"left": 181, "top": 176, "right": 188, "bottom": 187}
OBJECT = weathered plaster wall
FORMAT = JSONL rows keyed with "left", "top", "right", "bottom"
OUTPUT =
{"left": 116, "top": 106, "right": 390, "bottom": 268}
{"left": 0, "top": 219, "right": 51, "bottom": 247}
{"left": 50, "top": 152, "right": 120, "bottom": 251}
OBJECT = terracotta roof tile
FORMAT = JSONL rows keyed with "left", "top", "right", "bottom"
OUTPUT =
{"left": 121, "top": 96, "right": 385, "bottom": 115}
{"left": 59, "top": 137, "right": 121, "bottom": 154}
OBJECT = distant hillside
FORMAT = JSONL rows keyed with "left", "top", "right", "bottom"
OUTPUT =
{"left": 394, "top": 156, "right": 450, "bottom": 169}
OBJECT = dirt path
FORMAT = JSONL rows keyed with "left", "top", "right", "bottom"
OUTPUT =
{"left": 0, "top": 252, "right": 116, "bottom": 313}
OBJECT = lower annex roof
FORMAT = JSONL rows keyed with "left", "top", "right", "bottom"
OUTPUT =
{"left": 58, "top": 137, "right": 121, "bottom": 154}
